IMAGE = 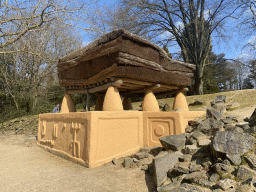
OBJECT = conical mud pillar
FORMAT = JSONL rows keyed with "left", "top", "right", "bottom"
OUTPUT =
{"left": 60, "top": 94, "right": 76, "bottom": 113}
{"left": 95, "top": 94, "right": 105, "bottom": 111}
{"left": 102, "top": 86, "right": 123, "bottom": 111}
{"left": 123, "top": 97, "right": 133, "bottom": 110}
{"left": 142, "top": 90, "right": 160, "bottom": 112}
{"left": 173, "top": 91, "right": 189, "bottom": 111}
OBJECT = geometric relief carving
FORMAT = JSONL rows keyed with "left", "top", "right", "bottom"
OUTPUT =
{"left": 53, "top": 123, "right": 58, "bottom": 138}
{"left": 151, "top": 120, "right": 172, "bottom": 143}
{"left": 40, "top": 139, "right": 54, "bottom": 145}
{"left": 154, "top": 125, "right": 164, "bottom": 137}
{"left": 42, "top": 121, "right": 46, "bottom": 136}
{"left": 71, "top": 122, "right": 81, "bottom": 158}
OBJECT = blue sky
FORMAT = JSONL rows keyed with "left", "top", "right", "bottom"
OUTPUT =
{"left": 82, "top": 0, "right": 255, "bottom": 62}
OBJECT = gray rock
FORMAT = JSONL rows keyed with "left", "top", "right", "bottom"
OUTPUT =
{"left": 235, "top": 184, "right": 255, "bottom": 192}
{"left": 133, "top": 152, "right": 149, "bottom": 160}
{"left": 159, "top": 102, "right": 165, "bottom": 108}
{"left": 188, "top": 120, "right": 202, "bottom": 127}
{"left": 243, "top": 176, "right": 256, "bottom": 189}
{"left": 163, "top": 103, "right": 171, "bottom": 111}
{"left": 141, "top": 164, "right": 148, "bottom": 171}
{"left": 212, "top": 131, "right": 255, "bottom": 165}
{"left": 124, "top": 157, "right": 133, "bottom": 168}
{"left": 168, "top": 164, "right": 190, "bottom": 179}
{"left": 159, "top": 134, "right": 186, "bottom": 151}
{"left": 226, "top": 153, "right": 242, "bottom": 165}
{"left": 237, "top": 165, "right": 256, "bottom": 181}
{"left": 210, "top": 173, "right": 220, "bottom": 182}
{"left": 214, "top": 95, "right": 227, "bottom": 103}
{"left": 222, "top": 118, "right": 233, "bottom": 124}
{"left": 140, "top": 147, "right": 152, "bottom": 153}
{"left": 183, "top": 171, "right": 208, "bottom": 183}
{"left": 197, "top": 118, "right": 224, "bottom": 136}
{"left": 207, "top": 107, "right": 222, "bottom": 120}
{"left": 151, "top": 146, "right": 162, "bottom": 156}
{"left": 245, "top": 126, "right": 256, "bottom": 134}
{"left": 223, "top": 159, "right": 231, "bottom": 165}
{"left": 202, "top": 161, "right": 212, "bottom": 169}
{"left": 188, "top": 137, "right": 197, "bottom": 145}
{"left": 185, "top": 126, "right": 193, "bottom": 133}
{"left": 173, "top": 108, "right": 183, "bottom": 112}
{"left": 245, "top": 155, "right": 256, "bottom": 170}
{"left": 198, "top": 139, "right": 211, "bottom": 147}
{"left": 224, "top": 124, "right": 234, "bottom": 129}
{"left": 168, "top": 183, "right": 210, "bottom": 192}
{"left": 185, "top": 145, "right": 199, "bottom": 154}
{"left": 153, "top": 151, "right": 182, "bottom": 187}
{"left": 215, "top": 178, "right": 236, "bottom": 191}
{"left": 133, "top": 158, "right": 139, "bottom": 163}
{"left": 212, "top": 189, "right": 223, "bottom": 192}
{"left": 212, "top": 163, "right": 235, "bottom": 174}
{"left": 189, "top": 161, "right": 203, "bottom": 172}
{"left": 191, "top": 131, "right": 207, "bottom": 140}
{"left": 249, "top": 108, "right": 256, "bottom": 127}
{"left": 236, "top": 122, "right": 250, "bottom": 129}
{"left": 157, "top": 180, "right": 181, "bottom": 192}
{"left": 197, "top": 179, "right": 215, "bottom": 189}
{"left": 225, "top": 126, "right": 244, "bottom": 133}
{"left": 190, "top": 100, "right": 204, "bottom": 106}
{"left": 179, "top": 155, "right": 192, "bottom": 162}
{"left": 137, "top": 154, "right": 154, "bottom": 166}
{"left": 212, "top": 102, "right": 226, "bottom": 115}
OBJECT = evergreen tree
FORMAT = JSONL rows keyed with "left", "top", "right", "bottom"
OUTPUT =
{"left": 248, "top": 59, "right": 256, "bottom": 83}
{"left": 242, "top": 77, "right": 254, "bottom": 89}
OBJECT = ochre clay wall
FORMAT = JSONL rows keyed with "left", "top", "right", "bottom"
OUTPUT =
{"left": 38, "top": 110, "right": 205, "bottom": 168}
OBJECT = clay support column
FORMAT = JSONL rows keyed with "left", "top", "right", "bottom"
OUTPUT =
{"left": 172, "top": 88, "right": 189, "bottom": 111}
{"left": 142, "top": 89, "right": 160, "bottom": 112}
{"left": 102, "top": 86, "right": 123, "bottom": 111}
{"left": 123, "top": 97, "right": 133, "bottom": 110}
{"left": 60, "top": 94, "right": 76, "bottom": 113}
{"left": 95, "top": 93, "right": 105, "bottom": 111}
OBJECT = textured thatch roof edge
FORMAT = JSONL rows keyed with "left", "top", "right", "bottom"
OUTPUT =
{"left": 59, "top": 29, "right": 196, "bottom": 70}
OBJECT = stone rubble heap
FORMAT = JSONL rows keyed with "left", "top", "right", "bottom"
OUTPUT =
{"left": 114, "top": 95, "right": 256, "bottom": 192}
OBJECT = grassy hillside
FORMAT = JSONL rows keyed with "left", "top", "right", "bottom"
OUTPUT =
{"left": 1, "top": 89, "right": 256, "bottom": 135}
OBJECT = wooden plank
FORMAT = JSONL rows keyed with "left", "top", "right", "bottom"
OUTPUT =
{"left": 118, "top": 52, "right": 165, "bottom": 71}
{"left": 121, "top": 79, "right": 153, "bottom": 86}
{"left": 123, "top": 84, "right": 161, "bottom": 96}
{"left": 84, "top": 65, "right": 117, "bottom": 86}
{"left": 59, "top": 79, "right": 88, "bottom": 86}
{"left": 88, "top": 80, "right": 123, "bottom": 93}
{"left": 59, "top": 64, "right": 118, "bottom": 87}
{"left": 58, "top": 37, "right": 122, "bottom": 71}
{"left": 66, "top": 89, "right": 87, "bottom": 94}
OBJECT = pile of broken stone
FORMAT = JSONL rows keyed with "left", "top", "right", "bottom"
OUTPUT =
{"left": 115, "top": 95, "right": 256, "bottom": 192}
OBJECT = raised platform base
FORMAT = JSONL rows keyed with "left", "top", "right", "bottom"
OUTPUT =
{"left": 37, "top": 110, "right": 205, "bottom": 168}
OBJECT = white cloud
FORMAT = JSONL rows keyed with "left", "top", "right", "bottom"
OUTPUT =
{"left": 175, "top": 21, "right": 184, "bottom": 30}
{"left": 82, "top": 41, "right": 90, "bottom": 47}
{"left": 247, "top": 35, "right": 256, "bottom": 45}
{"left": 203, "top": 9, "right": 211, "bottom": 20}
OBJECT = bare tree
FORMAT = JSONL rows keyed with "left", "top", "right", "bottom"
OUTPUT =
{"left": 0, "top": 23, "right": 82, "bottom": 112}
{"left": 103, "top": 0, "right": 242, "bottom": 94}
{"left": 239, "top": 0, "right": 256, "bottom": 54}
{"left": 0, "top": 0, "right": 92, "bottom": 51}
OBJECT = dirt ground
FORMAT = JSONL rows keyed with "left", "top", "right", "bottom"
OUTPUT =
{"left": 1, "top": 105, "right": 255, "bottom": 192}
{"left": 0, "top": 133, "right": 156, "bottom": 192}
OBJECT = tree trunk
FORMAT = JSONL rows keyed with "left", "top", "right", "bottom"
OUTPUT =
{"left": 194, "top": 63, "right": 204, "bottom": 95}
